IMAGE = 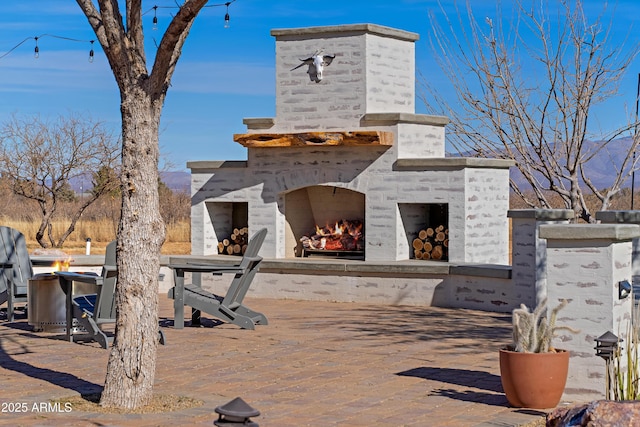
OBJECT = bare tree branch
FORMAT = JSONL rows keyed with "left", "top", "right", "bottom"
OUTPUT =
{"left": 423, "top": 0, "right": 640, "bottom": 222}
{"left": 0, "top": 113, "right": 120, "bottom": 248}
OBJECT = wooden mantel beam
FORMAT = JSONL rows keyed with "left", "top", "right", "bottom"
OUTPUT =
{"left": 233, "top": 131, "right": 394, "bottom": 148}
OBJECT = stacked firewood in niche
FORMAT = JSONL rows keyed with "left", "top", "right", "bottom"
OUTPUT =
{"left": 217, "top": 227, "right": 249, "bottom": 255}
{"left": 413, "top": 225, "right": 448, "bottom": 261}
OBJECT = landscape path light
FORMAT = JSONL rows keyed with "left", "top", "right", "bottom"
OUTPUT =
{"left": 595, "top": 331, "right": 622, "bottom": 399}
{"left": 214, "top": 396, "right": 260, "bottom": 427}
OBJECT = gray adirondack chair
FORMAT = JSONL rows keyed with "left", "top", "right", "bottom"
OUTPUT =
{"left": 0, "top": 226, "right": 33, "bottom": 321}
{"left": 55, "top": 241, "right": 166, "bottom": 349}
{"left": 168, "top": 228, "right": 268, "bottom": 330}
{"left": 55, "top": 241, "right": 117, "bottom": 349}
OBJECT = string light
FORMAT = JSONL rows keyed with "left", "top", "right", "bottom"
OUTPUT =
{"left": 0, "top": 1, "right": 239, "bottom": 62}
{"left": 144, "top": 1, "right": 237, "bottom": 30}
{"left": 224, "top": 2, "right": 231, "bottom": 28}
{"left": 152, "top": 6, "right": 158, "bottom": 31}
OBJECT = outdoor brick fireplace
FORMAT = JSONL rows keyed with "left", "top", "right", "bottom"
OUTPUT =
{"left": 188, "top": 24, "right": 512, "bottom": 264}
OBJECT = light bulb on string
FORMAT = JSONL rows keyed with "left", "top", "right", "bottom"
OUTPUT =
{"left": 34, "top": 36, "right": 39, "bottom": 59}
{"left": 152, "top": 6, "right": 158, "bottom": 30}
{"left": 224, "top": 2, "right": 230, "bottom": 28}
{"left": 88, "top": 40, "right": 94, "bottom": 63}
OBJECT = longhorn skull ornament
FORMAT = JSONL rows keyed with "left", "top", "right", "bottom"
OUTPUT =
{"left": 291, "top": 50, "right": 336, "bottom": 83}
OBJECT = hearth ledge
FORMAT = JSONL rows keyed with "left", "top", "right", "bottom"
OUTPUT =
{"left": 167, "top": 255, "right": 512, "bottom": 279}
{"left": 187, "top": 160, "right": 248, "bottom": 170}
{"left": 360, "top": 113, "right": 449, "bottom": 126}
{"left": 395, "top": 158, "right": 514, "bottom": 170}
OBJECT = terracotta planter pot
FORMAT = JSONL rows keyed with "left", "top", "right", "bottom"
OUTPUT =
{"left": 499, "top": 348, "right": 569, "bottom": 409}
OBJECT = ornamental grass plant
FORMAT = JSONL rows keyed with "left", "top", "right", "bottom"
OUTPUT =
{"left": 511, "top": 298, "right": 577, "bottom": 353}
{"left": 609, "top": 303, "right": 640, "bottom": 400}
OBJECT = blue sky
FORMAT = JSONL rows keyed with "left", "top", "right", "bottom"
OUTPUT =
{"left": 0, "top": 1, "right": 638, "bottom": 171}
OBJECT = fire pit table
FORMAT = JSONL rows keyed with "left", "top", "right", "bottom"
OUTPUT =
{"left": 27, "top": 272, "right": 97, "bottom": 333}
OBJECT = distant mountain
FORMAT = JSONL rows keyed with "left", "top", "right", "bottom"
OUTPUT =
{"left": 451, "top": 136, "right": 635, "bottom": 191}
{"left": 69, "top": 170, "right": 191, "bottom": 194}
{"left": 510, "top": 136, "right": 635, "bottom": 190}
{"left": 160, "top": 171, "right": 190, "bottom": 193}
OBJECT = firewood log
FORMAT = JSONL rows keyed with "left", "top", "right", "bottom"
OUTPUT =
{"left": 413, "top": 238, "right": 424, "bottom": 250}
{"left": 418, "top": 229, "right": 428, "bottom": 240}
{"left": 432, "top": 245, "right": 444, "bottom": 260}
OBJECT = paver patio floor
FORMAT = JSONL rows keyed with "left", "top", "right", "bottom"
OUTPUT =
{"left": 0, "top": 296, "right": 547, "bottom": 426}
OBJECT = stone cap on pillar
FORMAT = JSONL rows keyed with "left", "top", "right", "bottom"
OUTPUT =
{"left": 539, "top": 224, "right": 640, "bottom": 241}
{"left": 508, "top": 209, "right": 574, "bottom": 220}
{"left": 596, "top": 210, "right": 640, "bottom": 224}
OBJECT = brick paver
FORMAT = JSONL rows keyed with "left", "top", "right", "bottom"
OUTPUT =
{"left": 0, "top": 297, "right": 546, "bottom": 426}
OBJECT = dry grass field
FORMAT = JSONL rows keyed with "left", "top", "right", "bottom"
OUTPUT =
{"left": 0, "top": 178, "right": 192, "bottom": 255}
{"left": 1, "top": 218, "right": 192, "bottom": 255}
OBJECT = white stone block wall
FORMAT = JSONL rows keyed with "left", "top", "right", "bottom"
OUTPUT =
{"left": 596, "top": 210, "right": 640, "bottom": 285}
{"left": 190, "top": 162, "right": 251, "bottom": 256}
{"left": 364, "top": 33, "right": 415, "bottom": 114}
{"left": 189, "top": 155, "right": 512, "bottom": 263}
{"left": 509, "top": 209, "right": 574, "bottom": 308}
{"left": 395, "top": 123, "right": 445, "bottom": 159}
{"left": 462, "top": 168, "right": 511, "bottom": 264}
{"left": 270, "top": 25, "right": 418, "bottom": 131}
{"left": 540, "top": 224, "right": 639, "bottom": 403}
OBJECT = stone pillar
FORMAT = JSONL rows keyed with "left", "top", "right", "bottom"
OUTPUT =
{"left": 508, "top": 209, "right": 574, "bottom": 308}
{"left": 539, "top": 224, "right": 639, "bottom": 402}
{"left": 596, "top": 210, "right": 640, "bottom": 287}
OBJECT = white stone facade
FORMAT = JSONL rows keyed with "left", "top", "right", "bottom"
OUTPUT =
{"left": 270, "top": 25, "right": 416, "bottom": 131}
{"left": 189, "top": 24, "right": 513, "bottom": 264}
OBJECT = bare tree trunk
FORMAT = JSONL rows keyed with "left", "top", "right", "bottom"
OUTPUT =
{"left": 101, "top": 88, "right": 165, "bottom": 408}
{"left": 75, "top": 0, "right": 208, "bottom": 409}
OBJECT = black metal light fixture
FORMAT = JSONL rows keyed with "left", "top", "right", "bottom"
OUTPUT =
{"left": 595, "top": 331, "right": 622, "bottom": 360}
{"left": 595, "top": 331, "right": 623, "bottom": 399}
{"left": 214, "top": 397, "right": 260, "bottom": 427}
{"left": 619, "top": 279, "right": 632, "bottom": 300}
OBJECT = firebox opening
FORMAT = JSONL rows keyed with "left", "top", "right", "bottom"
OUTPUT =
{"left": 284, "top": 186, "right": 365, "bottom": 259}
{"left": 399, "top": 203, "right": 449, "bottom": 261}
{"left": 206, "top": 201, "right": 249, "bottom": 255}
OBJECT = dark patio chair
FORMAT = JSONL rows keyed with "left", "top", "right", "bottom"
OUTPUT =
{"left": 168, "top": 228, "right": 268, "bottom": 330}
{"left": 0, "top": 226, "right": 32, "bottom": 321}
{"left": 56, "top": 241, "right": 165, "bottom": 349}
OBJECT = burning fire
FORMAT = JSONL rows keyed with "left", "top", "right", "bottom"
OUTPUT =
{"left": 301, "top": 219, "right": 364, "bottom": 251}
{"left": 51, "top": 258, "right": 71, "bottom": 272}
